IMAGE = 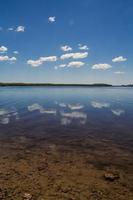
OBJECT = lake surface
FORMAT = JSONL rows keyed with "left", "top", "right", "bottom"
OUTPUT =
{"left": 0, "top": 87, "right": 133, "bottom": 200}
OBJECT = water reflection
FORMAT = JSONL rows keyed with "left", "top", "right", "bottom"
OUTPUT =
{"left": 91, "top": 101, "right": 110, "bottom": 109}
{"left": 68, "top": 103, "right": 84, "bottom": 110}
{"left": 0, "top": 87, "right": 132, "bottom": 127}
{"left": 60, "top": 111, "right": 87, "bottom": 125}
{"left": 0, "top": 87, "right": 133, "bottom": 199}
{"left": 111, "top": 109, "right": 125, "bottom": 116}
{"left": 0, "top": 107, "right": 19, "bottom": 124}
{"left": 28, "top": 103, "right": 56, "bottom": 115}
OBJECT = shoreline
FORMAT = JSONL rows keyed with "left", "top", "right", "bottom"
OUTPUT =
{"left": 0, "top": 83, "right": 133, "bottom": 87}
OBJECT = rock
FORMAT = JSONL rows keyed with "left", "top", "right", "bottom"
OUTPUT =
{"left": 23, "top": 193, "right": 32, "bottom": 200}
{"left": 104, "top": 172, "right": 120, "bottom": 181}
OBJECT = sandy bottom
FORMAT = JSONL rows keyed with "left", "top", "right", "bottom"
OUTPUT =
{"left": 0, "top": 129, "right": 133, "bottom": 200}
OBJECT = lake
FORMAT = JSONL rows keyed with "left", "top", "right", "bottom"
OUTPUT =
{"left": 0, "top": 86, "right": 133, "bottom": 200}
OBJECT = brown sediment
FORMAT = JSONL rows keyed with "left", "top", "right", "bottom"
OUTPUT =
{"left": 0, "top": 129, "right": 133, "bottom": 200}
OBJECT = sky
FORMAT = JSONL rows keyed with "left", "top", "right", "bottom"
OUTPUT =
{"left": 0, "top": 0, "right": 133, "bottom": 84}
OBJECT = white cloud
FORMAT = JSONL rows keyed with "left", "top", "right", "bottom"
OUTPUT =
{"left": 0, "top": 46, "right": 8, "bottom": 53}
{"left": 0, "top": 27, "right": 3, "bottom": 31}
{"left": 111, "top": 109, "right": 125, "bottom": 116}
{"left": 78, "top": 44, "right": 89, "bottom": 50}
{"left": 60, "top": 52, "right": 88, "bottom": 60}
{"left": 114, "top": 71, "right": 125, "bottom": 74}
{"left": 8, "top": 27, "right": 14, "bottom": 31}
{"left": 9, "top": 57, "right": 17, "bottom": 62}
{"left": 112, "top": 56, "right": 127, "bottom": 62}
{"left": 27, "top": 56, "right": 57, "bottom": 67}
{"left": 55, "top": 61, "right": 85, "bottom": 69}
{"left": 54, "top": 64, "right": 67, "bottom": 69}
{"left": 92, "top": 63, "right": 112, "bottom": 70}
{"left": 60, "top": 53, "right": 74, "bottom": 60}
{"left": 27, "top": 59, "right": 42, "bottom": 67}
{"left": 13, "top": 51, "right": 19, "bottom": 54}
{"left": 0, "top": 56, "right": 9, "bottom": 61}
{"left": 48, "top": 16, "right": 56, "bottom": 23}
{"left": 58, "top": 64, "right": 67, "bottom": 68}
{"left": 61, "top": 45, "right": 72, "bottom": 52}
{"left": 67, "top": 61, "right": 85, "bottom": 68}
{"left": 54, "top": 66, "right": 58, "bottom": 70}
{"left": 91, "top": 101, "right": 110, "bottom": 109}
{"left": 0, "top": 55, "right": 17, "bottom": 63}
{"left": 16, "top": 26, "right": 25, "bottom": 32}
{"left": 40, "top": 56, "right": 57, "bottom": 62}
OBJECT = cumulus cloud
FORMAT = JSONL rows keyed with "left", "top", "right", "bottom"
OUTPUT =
{"left": 13, "top": 51, "right": 19, "bottom": 54}
{"left": 78, "top": 44, "right": 89, "bottom": 50}
{"left": 40, "top": 56, "right": 57, "bottom": 62}
{"left": 0, "top": 46, "right": 8, "bottom": 53}
{"left": 0, "top": 55, "right": 17, "bottom": 63}
{"left": 54, "top": 64, "right": 67, "bottom": 69}
{"left": 27, "top": 56, "right": 57, "bottom": 67}
{"left": 112, "top": 56, "right": 127, "bottom": 62}
{"left": 92, "top": 63, "right": 112, "bottom": 70}
{"left": 114, "top": 71, "right": 125, "bottom": 74}
{"left": 8, "top": 27, "right": 14, "bottom": 31}
{"left": 9, "top": 57, "right": 17, "bottom": 62}
{"left": 27, "top": 60, "right": 42, "bottom": 67}
{"left": 16, "top": 26, "right": 25, "bottom": 32}
{"left": 61, "top": 45, "right": 72, "bottom": 52}
{"left": 55, "top": 61, "right": 85, "bottom": 69}
{"left": 111, "top": 109, "right": 125, "bottom": 116}
{"left": 28, "top": 103, "right": 56, "bottom": 115}
{"left": 48, "top": 16, "right": 56, "bottom": 22}
{"left": 67, "top": 61, "right": 85, "bottom": 68}
{"left": 60, "top": 52, "right": 88, "bottom": 60}
{"left": 91, "top": 101, "right": 110, "bottom": 109}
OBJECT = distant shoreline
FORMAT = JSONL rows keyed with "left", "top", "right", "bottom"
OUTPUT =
{"left": 0, "top": 83, "right": 133, "bottom": 87}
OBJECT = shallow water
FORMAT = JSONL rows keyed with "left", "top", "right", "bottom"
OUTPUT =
{"left": 0, "top": 87, "right": 133, "bottom": 200}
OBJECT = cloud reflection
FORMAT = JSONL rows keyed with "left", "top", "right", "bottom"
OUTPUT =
{"left": 68, "top": 103, "right": 84, "bottom": 110}
{"left": 91, "top": 101, "right": 110, "bottom": 109}
{"left": 28, "top": 103, "right": 56, "bottom": 115}
{"left": 0, "top": 108, "right": 19, "bottom": 124}
{"left": 111, "top": 109, "right": 125, "bottom": 116}
{"left": 60, "top": 111, "right": 87, "bottom": 125}
{"left": 58, "top": 102, "right": 84, "bottom": 110}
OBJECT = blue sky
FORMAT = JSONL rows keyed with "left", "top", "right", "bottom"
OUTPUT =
{"left": 0, "top": 0, "right": 133, "bottom": 84}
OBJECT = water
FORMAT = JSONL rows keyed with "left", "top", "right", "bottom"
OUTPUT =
{"left": 0, "top": 86, "right": 133, "bottom": 199}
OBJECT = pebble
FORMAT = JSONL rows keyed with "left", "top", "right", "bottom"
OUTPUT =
{"left": 23, "top": 193, "right": 32, "bottom": 200}
{"left": 104, "top": 172, "right": 120, "bottom": 181}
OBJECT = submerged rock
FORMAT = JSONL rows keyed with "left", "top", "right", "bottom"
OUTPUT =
{"left": 104, "top": 172, "right": 120, "bottom": 181}
{"left": 23, "top": 193, "right": 32, "bottom": 200}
